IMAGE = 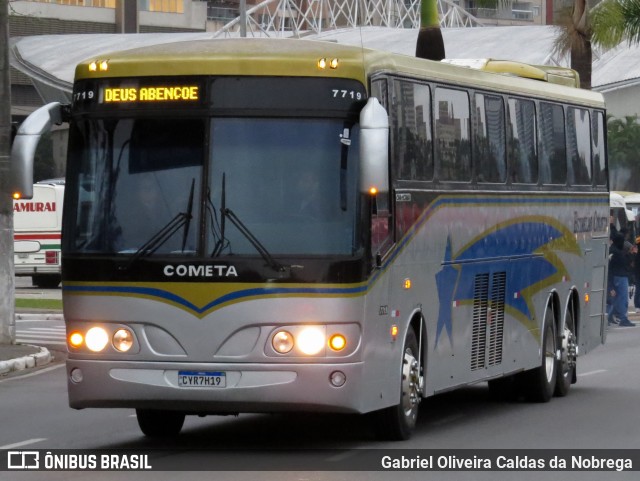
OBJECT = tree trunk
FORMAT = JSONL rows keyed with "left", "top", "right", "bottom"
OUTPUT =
{"left": 416, "top": 0, "right": 445, "bottom": 61}
{"left": 571, "top": 0, "right": 592, "bottom": 89}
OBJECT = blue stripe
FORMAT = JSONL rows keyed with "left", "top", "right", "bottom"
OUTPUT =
{"left": 63, "top": 284, "right": 368, "bottom": 315}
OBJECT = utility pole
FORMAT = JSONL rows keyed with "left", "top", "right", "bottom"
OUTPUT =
{"left": 0, "top": 0, "right": 16, "bottom": 345}
{"left": 240, "top": 0, "right": 246, "bottom": 38}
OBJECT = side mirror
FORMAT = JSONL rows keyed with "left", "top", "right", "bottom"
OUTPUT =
{"left": 359, "top": 97, "right": 389, "bottom": 194}
{"left": 10, "top": 102, "right": 63, "bottom": 199}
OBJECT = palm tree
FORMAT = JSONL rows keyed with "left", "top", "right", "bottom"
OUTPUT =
{"left": 555, "top": 0, "right": 640, "bottom": 89}
{"left": 555, "top": 0, "right": 592, "bottom": 88}
{"left": 591, "top": 0, "right": 640, "bottom": 48}
{"left": 416, "top": 0, "right": 445, "bottom": 60}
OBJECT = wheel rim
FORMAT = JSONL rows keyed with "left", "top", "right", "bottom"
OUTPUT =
{"left": 560, "top": 317, "right": 577, "bottom": 378}
{"left": 401, "top": 347, "right": 421, "bottom": 419}
{"left": 544, "top": 323, "right": 556, "bottom": 382}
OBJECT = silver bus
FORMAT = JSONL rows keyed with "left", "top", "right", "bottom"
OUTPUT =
{"left": 11, "top": 38, "right": 609, "bottom": 440}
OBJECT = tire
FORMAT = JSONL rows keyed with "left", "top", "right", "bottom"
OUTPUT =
{"left": 523, "top": 307, "right": 557, "bottom": 403}
{"left": 136, "top": 409, "right": 185, "bottom": 438}
{"left": 372, "top": 327, "right": 421, "bottom": 441}
{"left": 555, "top": 307, "right": 577, "bottom": 397}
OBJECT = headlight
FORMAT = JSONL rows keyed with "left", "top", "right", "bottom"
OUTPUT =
{"left": 297, "top": 327, "right": 325, "bottom": 355}
{"left": 272, "top": 331, "right": 294, "bottom": 354}
{"left": 85, "top": 327, "right": 109, "bottom": 352}
{"left": 113, "top": 329, "right": 134, "bottom": 352}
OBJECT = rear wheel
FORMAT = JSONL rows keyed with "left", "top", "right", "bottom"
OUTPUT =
{"left": 523, "top": 307, "right": 557, "bottom": 403}
{"left": 555, "top": 307, "right": 577, "bottom": 397}
{"left": 372, "top": 327, "right": 421, "bottom": 440}
{"left": 136, "top": 409, "right": 185, "bottom": 437}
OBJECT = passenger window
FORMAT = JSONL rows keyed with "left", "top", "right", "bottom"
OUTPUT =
{"left": 435, "top": 87, "right": 471, "bottom": 181}
{"left": 592, "top": 111, "right": 607, "bottom": 186}
{"left": 539, "top": 102, "right": 567, "bottom": 185}
{"left": 567, "top": 107, "right": 592, "bottom": 185}
{"left": 392, "top": 80, "right": 433, "bottom": 181}
{"left": 507, "top": 98, "right": 537, "bottom": 184}
{"left": 474, "top": 93, "right": 506, "bottom": 183}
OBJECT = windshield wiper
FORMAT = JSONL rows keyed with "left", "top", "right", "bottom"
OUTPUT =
{"left": 181, "top": 178, "right": 196, "bottom": 252}
{"left": 223, "top": 207, "right": 285, "bottom": 273}
{"left": 121, "top": 179, "right": 195, "bottom": 270}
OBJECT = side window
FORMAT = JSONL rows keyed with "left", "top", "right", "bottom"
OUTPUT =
{"left": 539, "top": 102, "right": 567, "bottom": 185}
{"left": 567, "top": 107, "right": 592, "bottom": 185}
{"left": 435, "top": 87, "right": 471, "bottom": 181}
{"left": 507, "top": 98, "right": 537, "bottom": 184}
{"left": 371, "top": 78, "right": 388, "bottom": 110}
{"left": 391, "top": 80, "right": 433, "bottom": 181}
{"left": 369, "top": 77, "right": 393, "bottom": 257}
{"left": 592, "top": 111, "right": 607, "bottom": 186}
{"left": 474, "top": 93, "right": 506, "bottom": 183}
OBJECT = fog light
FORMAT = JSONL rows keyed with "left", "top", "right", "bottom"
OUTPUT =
{"left": 297, "top": 327, "right": 325, "bottom": 355}
{"left": 68, "top": 331, "right": 84, "bottom": 348}
{"left": 272, "top": 330, "right": 294, "bottom": 354}
{"left": 329, "top": 334, "right": 346, "bottom": 351}
{"left": 330, "top": 370, "right": 346, "bottom": 387}
{"left": 85, "top": 327, "right": 109, "bottom": 352}
{"left": 113, "top": 329, "right": 134, "bottom": 352}
{"left": 70, "top": 368, "right": 83, "bottom": 384}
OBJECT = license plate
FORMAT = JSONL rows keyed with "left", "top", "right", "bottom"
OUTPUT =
{"left": 178, "top": 371, "right": 226, "bottom": 388}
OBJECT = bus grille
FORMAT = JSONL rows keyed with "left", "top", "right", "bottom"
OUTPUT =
{"left": 471, "top": 272, "right": 506, "bottom": 371}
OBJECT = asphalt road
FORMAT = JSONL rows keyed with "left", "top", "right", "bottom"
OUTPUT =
{"left": 14, "top": 276, "right": 62, "bottom": 301}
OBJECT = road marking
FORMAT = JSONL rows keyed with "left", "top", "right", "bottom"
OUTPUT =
{"left": 0, "top": 438, "right": 47, "bottom": 449}
{"left": 580, "top": 369, "right": 607, "bottom": 376}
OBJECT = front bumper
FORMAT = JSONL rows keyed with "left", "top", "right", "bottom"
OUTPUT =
{"left": 67, "top": 359, "right": 365, "bottom": 414}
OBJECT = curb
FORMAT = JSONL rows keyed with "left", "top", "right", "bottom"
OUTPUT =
{"left": 0, "top": 346, "right": 52, "bottom": 376}
{"left": 15, "top": 312, "right": 64, "bottom": 321}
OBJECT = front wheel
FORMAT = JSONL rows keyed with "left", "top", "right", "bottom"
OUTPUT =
{"left": 136, "top": 409, "right": 185, "bottom": 438}
{"left": 372, "top": 327, "right": 422, "bottom": 440}
{"left": 523, "top": 307, "right": 557, "bottom": 403}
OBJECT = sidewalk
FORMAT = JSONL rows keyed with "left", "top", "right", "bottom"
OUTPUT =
{"left": 0, "top": 343, "right": 53, "bottom": 376}
{"left": 0, "top": 310, "right": 58, "bottom": 377}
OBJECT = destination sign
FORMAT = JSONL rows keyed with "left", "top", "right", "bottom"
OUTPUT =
{"left": 71, "top": 76, "right": 365, "bottom": 115}
{"left": 71, "top": 77, "right": 206, "bottom": 112}
{"left": 103, "top": 86, "right": 200, "bottom": 103}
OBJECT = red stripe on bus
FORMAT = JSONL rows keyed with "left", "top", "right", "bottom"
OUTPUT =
{"left": 14, "top": 233, "right": 61, "bottom": 240}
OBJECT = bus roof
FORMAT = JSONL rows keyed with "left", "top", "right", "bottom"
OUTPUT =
{"left": 74, "top": 38, "right": 605, "bottom": 108}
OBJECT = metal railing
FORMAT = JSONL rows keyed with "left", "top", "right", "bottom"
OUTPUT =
{"left": 211, "top": 0, "right": 483, "bottom": 38}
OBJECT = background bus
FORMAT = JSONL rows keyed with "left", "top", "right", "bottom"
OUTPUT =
{"left": 10, "top": 38, "right": 608, "bottom": 440}
{"left": 13, "top": 179, "right": 65, "bottom": 288}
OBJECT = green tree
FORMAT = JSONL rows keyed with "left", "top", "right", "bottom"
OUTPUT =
{"left": 591, "top": 0, "right": 640, "bottom": 48}
{"left": 607, "top": 115, "right": 640, "bottom": 191}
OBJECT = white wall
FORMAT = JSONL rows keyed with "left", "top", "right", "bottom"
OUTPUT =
{"left": 600, "top": 84, "right": 640, "bottom": 120}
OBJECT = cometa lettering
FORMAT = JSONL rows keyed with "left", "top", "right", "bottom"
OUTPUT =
{"left": 164, "top": 264, "right": 238, "bottom": 278}
{"left": 13, "top": 202, "right": 56, "bottom": 213}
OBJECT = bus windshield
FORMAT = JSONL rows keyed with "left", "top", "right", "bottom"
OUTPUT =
{"left": 65, "top": 116, "right": 361, "bottom": 257}
{"left": 208, "top": 118, "right": 360, "bottom": 256}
